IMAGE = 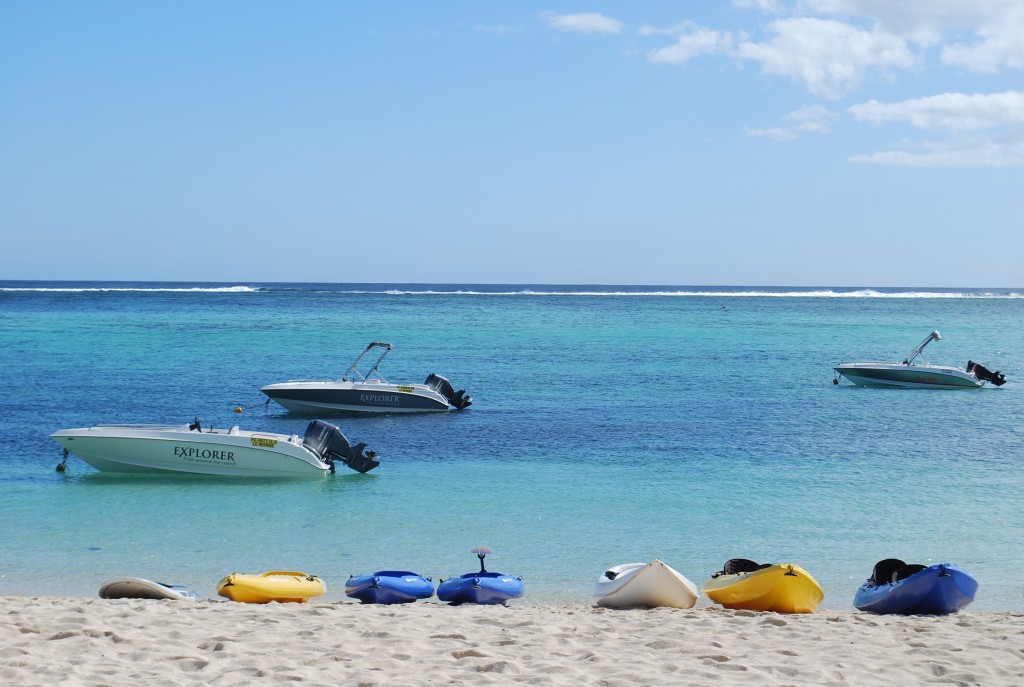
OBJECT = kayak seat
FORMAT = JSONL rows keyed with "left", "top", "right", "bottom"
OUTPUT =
{"left": 893, "top": 563, "right": 927, "bottom": 582}
{"left": 723, "top": 558, "right": 771, "bottom": 575}
{"left": 869, "top": 558, "right": 906, "bottom": 586}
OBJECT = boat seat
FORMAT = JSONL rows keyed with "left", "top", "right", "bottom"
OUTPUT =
{"left": 723, "top": 558, "right": 771, "bottom": 575}
{"left": 893, "top": 563, "right": 927, "bottom": 582}
{"left": 869, "top": 558, "right": 906, "bottom": 586}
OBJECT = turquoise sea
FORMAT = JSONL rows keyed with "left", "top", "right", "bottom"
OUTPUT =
{"left": 1, "top": 282, "right": 1022, "bottom": 610}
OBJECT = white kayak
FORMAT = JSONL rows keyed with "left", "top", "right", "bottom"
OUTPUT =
{"left": 99, "top": 577, "right": 198, "bottom": 601}
{"left": 594, "top": 560, "right": 699, "bottom": 609}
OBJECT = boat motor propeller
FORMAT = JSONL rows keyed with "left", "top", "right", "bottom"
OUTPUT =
{"left": 302, "top": 420, "right": 380, "bottom": 474}
{"left": 967, "top": 360, "right": 1007, "bottom": 386}
{"left": 425, "top": 374, "right": 473, "bottom": 410}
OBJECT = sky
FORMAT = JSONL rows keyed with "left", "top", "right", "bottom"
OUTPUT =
{"left": 1, "top": 1, "right": 1022, "bottom": 286}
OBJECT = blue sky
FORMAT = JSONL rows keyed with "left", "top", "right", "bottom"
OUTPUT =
{"left": 2, "top": 1, "right": 1021, "bottom": 285}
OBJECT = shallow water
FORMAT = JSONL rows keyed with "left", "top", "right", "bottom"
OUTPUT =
{"left": 1, "top": 282, "right": 1022, "bottom": 610}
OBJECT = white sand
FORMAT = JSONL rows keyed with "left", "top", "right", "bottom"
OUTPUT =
{"left": 2, "top": 596, "right": 1022, "bottom": 686}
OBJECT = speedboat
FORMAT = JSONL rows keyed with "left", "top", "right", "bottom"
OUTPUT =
{"left": 345, "top": 570, "right": 434, "bottom": 604}
{"left": 51, "top": 419, "right": 379, "bottom": 477}
{"left": 853, "top": 559, "right": 978, "bottom": 615}
{"left": 437, "top": 547, "right": 524, "bottom": 605}
{"left": 702, "top": 558, "right": 824, "bottom": 613}
{"left": 594, "top": 560, "right": 699, "bottom": 609}
{"left": 261, "top": 341, "right": 472, "bottom": 413}
{"left": 834, "top": 330, "right": 1006, "bottom": 389}
{"left": 217, "top": 571, "right": 326, "bottom": 603}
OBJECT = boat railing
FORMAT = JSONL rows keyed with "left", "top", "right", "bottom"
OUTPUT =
{"left": 342, "top": 341, "right": 394, "bottom": 384}
{"left": 93, "top": 424, "right": 184, "bottom": 430}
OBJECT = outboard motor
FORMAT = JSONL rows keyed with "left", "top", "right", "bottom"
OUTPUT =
{"left": 967, "top": 360, "right": 1007, "bottom": 386}
{"left": 302, "top": 420, "right": 380, "bottom": 474}
{"left": 424, "top": 373, "right": 473, "bottom": 410}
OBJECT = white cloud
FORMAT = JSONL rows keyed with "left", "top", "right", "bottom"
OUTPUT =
{"left": 849, "top": 139, "right": 1024, "bottom": 167}
{"left": 794, "top": 1, "right": 1024, "bottom": 72}
{"left": 784, "top": 104, "right": 839, "bottom": 132}
{"left": 848, "top": 91, "right": 1024, "bottom": 131}
{"left": 746, "top": 105, "right": 840, "bottom": 141}
{"left": 745, "top": 126, "right": 798, "bottom": 141}
{"left": 734, "top": 0, "right": 785, "bottom": 13}
{"left": 648, "top": 27, "right": 734, "bottom": 65}
{"left": 475, "top": 25, "right": 516, "bottom": 35}
{"left": 734, "top": 18, "right": 918, "bottom": 99}
{"left": 848, "top": 91, "right": 1024, "bottom": 166}
{"left": 544, "top": 12, "right": 623, "bottom": 35}
{"left": 640, "top": 2, "right": 1023, "bottom": 98}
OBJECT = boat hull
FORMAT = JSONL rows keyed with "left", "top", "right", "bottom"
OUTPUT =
{"left": 216, "top": 571, "right": 326, "bottom": 604}
{"left": 834, "top": 363, "right": 982, "bottom": 389}
{"left": 437, "top": 572, "right": 524, "bottom": 605}
{"left": 51, "top": 425, "right": 330, "bottom": 477}
{"left": 345, "top": 571, "right": 434, "bottom": 604}
{"left": 854, "top": 564, "right": 978, "bottom": 615}
{"left": 261, "top": 381, "right": 452, "bottom": 413}
{"left": 594, "top": 560, "right": 698, "bottom": 609}
{"left": 702, "top": 564, "right": 824, "bottom": 613}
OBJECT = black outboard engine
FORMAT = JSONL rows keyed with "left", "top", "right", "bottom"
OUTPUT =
{"left": 424, "top": 373, "right": 473, "bottom": 410}
{"left": 967, "top": 360, "right": 1007, "bottom": 386}
{"left": 302, "top": 420, "right": 380, "bottom": 474}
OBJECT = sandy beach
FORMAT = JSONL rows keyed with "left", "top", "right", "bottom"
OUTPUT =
{"left": 2, "top": 597, "right": 1022, "bottom": 686}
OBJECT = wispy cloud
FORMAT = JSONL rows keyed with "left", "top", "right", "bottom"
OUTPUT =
{"left": 475, "top": 24, "right": 517, "bottom": 35}
{"left": 745, "top": 126, "right": 798, "bottom": 142}
{"left": 543, "top": 12, "right": 623, "bottom": 35}
{"left": 746, "top": 105, "right": 840, "bottom": 141}
{"left": 647, "top": 27, "right": 735, "bottom": 65}
{"left": 848, "top": 91, "right": 1024, "bottom": 165}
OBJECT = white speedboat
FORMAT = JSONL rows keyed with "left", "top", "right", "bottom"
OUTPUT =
{"left": 594, "top": 560, "right": 699, "bottom": 609}
{"left": 51, "top": 419, "right": 379, "bottom": 477}
{"left": 261, "top": 341, "right": 472, "bottom": 414}
{"left": 834, "top": 330, "right": 1006, "bottom": 390}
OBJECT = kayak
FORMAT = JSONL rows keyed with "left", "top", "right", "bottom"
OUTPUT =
{"left": 99, "top": 577, "right": 197, "bottom": 601}
{"left": 345, "top": 570, "right": 434, "bottom": 604}
{"left": 703, "top": 558, "right": 824, "bottom": 613}
{"left": 854, "top": 559, "right": 978, "bottom": 615}
{"left": 437, "top": 572, "right": 524, "bottom": 605}
{"left": 594, "top": 560, "right": 698, "bottom": 609}
{"left": 437, "top": 546, "right": 524, "bottom": 605}
{"left": 216, "top": 571, "right": 325, "bottom": 604}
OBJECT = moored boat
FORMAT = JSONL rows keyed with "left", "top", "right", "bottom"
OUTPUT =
{"left": 702, "top": 558, "right": 824, "bottom": 613}
{"left": 51, "top": 419, "right": 379, "bottom": 477}
{"left": 345, "top": 570, "right": 434, "bottom": 604}
{"left": 854, "top": 559, "right": 978, "bottom": 615}
{"left": 834, "top": 330, "right": 1006, "bottom": 389}
{"left": 594, "top": 560, "right": 698, "bottom": 609}
{"left": 437, "top": 547, "right": 524, "bottom": 605}
{"left": 262, "top": 341, "right": 472, "bottom": 414}
{"left": 216, "top": 571, "right": 326, "bottom": 603}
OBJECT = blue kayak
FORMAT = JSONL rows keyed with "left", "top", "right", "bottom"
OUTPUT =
{"left": 345, "top": 570, "right": 434, "bottom": 604}
{"left": 438, "top": 546, "right": 524, "bottom": 605}
{"left": 854, "top": 559, "right": 978, "bottom": 615}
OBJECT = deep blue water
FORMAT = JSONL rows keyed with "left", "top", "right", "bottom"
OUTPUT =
{"left": 1, "top": 282, "right": 1022, "bottom": 610}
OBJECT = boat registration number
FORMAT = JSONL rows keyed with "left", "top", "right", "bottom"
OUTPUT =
{"left": 397, "top": 385, "right": 415, "bottom": 393}
{"left": 251, "top": 437, "right": 278, "bottom": 448}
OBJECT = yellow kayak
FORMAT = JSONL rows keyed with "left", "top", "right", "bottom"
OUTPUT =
{"left": 216, "top": 571, "right": 326, "bottom": 604}
{"left": 702, "top": 559, "right": 824, "bottom": 613}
